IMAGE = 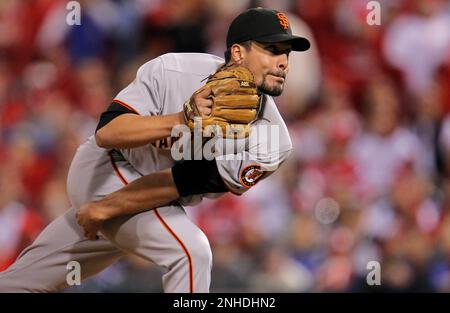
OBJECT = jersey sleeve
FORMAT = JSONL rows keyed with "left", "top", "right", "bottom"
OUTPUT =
{"left": 95, "top": 101, "right": 138, "bottom": 133}
{"left": 214, "top": 96, "right": 293, "bottom": 195}
{"left": 112, "top": 57, "right": 166, "bottom": 116}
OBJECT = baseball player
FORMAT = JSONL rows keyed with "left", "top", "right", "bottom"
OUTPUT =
{"left": 0, "top": 8, "right": 310, "bottom": 293}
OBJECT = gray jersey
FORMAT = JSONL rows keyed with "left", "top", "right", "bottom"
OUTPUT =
{"left": 109, "top": 52, "right": 292, "bottom": 198}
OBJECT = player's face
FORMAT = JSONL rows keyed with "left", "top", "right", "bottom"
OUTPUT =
{"left": 241, "top": 41, "right": 291, "bottom": 96}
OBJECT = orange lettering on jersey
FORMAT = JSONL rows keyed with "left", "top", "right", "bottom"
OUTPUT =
{"left": 276, "top": 12, "right": 289, "bottom": 30}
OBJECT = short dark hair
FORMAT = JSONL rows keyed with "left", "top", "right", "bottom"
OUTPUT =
{"left": 224, "top": 40, "right": 253, "bottom": 63}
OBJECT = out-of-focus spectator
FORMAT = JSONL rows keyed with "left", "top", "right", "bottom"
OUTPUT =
{"left": 289, "top": 212, "right": 327, "bottom": 274}
{"left": 249, "top": 245, "right": 314, "bottom": 292}
{"left": 413, "top": 81, "right": 447, "bottom": 178}
{"left": 0, "top": 164, "right": 44, "bottom": 271}
{"left": 383, "top": 0, "right": 450, "bottom": 94}
{"left": 348, "top": 75, "right": 428, "bottom": 200}
{"left": 204, "top": 0, "right": 251, "bottom": 58}
{"left": 440, "top": 114, "right": 450, "bottom": 177}
{"left": 290, "top": 75, "right": 362, "bottom": 212}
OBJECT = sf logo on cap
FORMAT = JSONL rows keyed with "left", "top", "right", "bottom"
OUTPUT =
{"left": 276, "top": 12, "right": 289, "bottom": 30}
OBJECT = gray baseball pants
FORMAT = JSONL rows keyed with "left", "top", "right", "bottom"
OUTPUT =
{"left": 0, "top": 146, "right": 212, "bottom": 293}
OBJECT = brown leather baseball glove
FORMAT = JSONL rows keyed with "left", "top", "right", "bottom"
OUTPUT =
{"left": 183, "top": 66, "right": 263, "bottom": 138}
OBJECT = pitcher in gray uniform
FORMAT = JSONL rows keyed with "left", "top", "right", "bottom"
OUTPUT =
{"left": 0, "top": 8, "right": 310, "bottom": 293}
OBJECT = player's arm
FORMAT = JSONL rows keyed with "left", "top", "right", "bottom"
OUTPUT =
{"left": 95, "top": 108, "right": 184, "bottom": 149}
{"left": 76, "top": 158, "right": 227, "bottom": 240}
{"left": 95, "top": 57, "right": 212, "bottom": 150}
{"left": 95, "top": 88, "right": 212, "bottom": 149}
{"left": 76, "top": 167, "right": 177, "bottom": 239}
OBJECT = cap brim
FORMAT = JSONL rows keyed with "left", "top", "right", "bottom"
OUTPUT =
{"left": 255, "top": 34, "right": 310, "bottom": 51}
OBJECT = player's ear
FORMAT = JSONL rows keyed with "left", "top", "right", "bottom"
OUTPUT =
{"left": 230, "top": 44, "right": 244, "bottom": 65}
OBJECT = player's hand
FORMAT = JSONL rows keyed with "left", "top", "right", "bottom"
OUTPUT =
{"left": 183, "top": 87, "right": 213, "bottom": 121}
{"left": 76, "top": 202, "right": 107, "bottom": 240}
{"left": 182, "top": 66, "right": 260, "bottom": 138}
{"left": 191, "top": 87, "right": 213, "bottom": 117}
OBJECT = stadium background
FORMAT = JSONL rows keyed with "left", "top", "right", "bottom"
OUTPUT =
{"left": 1, "top": 0, "right": 450, "bottom": 292}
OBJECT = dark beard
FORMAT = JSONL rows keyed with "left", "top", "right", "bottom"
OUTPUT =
{"left": 258, "top": 72, "right": 286, "bottom": 96}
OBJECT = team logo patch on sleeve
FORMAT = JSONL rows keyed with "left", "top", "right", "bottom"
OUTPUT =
{"left": 240, "top": 165, "right": 264, "bottom": 188}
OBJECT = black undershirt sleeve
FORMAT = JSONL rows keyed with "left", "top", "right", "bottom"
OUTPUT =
{"left": 172, "top": 159, "right": 229, "bottom": 197}
{"left": 96, "top": 102, "right": 138, "bottom": 133}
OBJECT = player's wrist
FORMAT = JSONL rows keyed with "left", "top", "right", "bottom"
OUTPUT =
{"left": 177, "top": 110, "right": 188, "bottom": 126}
{"left": 86, "top": 200, "right": 113, "bottom": 221}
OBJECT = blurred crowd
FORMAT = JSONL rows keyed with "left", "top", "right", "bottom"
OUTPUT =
{"left": 1, "top": 0, "right": 450, "bottom": 292}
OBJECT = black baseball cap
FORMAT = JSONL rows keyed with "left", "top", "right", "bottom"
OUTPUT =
{"left": 226, "top": 8, "right": 310, "bottom": 52}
